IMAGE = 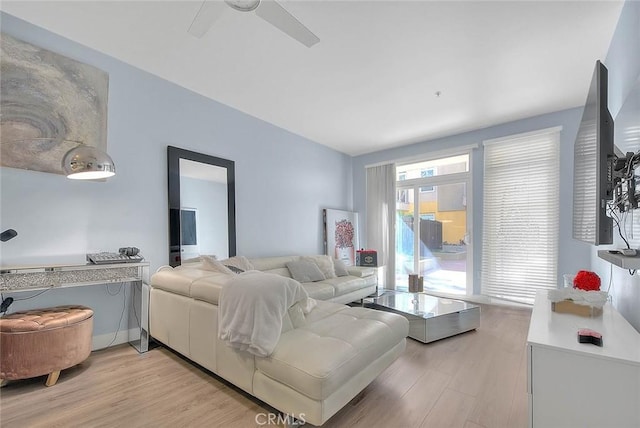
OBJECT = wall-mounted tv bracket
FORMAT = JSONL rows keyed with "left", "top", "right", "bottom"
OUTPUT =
{"left": 612, "top": 151, "right": 640, "bottom": 212}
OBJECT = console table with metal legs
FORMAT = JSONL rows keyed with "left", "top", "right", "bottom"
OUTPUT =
{"left": 0, "top": 261, "right": 150, "bottom": 353}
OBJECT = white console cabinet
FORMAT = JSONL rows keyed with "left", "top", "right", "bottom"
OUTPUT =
{"left": 527, "top": 290, "right": 640, "bottom": 428}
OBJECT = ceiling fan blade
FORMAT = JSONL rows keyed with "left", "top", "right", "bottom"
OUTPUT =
{"left": 254, "top": 0, "right": 320, "bottom": 47}
{"left": 188, "top": 1, "right": 227, "bottom": 38}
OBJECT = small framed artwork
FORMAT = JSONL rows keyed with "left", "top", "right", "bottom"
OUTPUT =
{"left": 323, "top": 209, "right": 359, "bottom": 266}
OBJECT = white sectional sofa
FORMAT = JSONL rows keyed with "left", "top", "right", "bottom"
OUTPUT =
{"left": 149, "top": 256, "right": 408, "bottom": 426}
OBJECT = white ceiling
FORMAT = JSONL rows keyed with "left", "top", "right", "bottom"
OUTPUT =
{"left": 1, "top": 1, "right": 624, "bottom": 156}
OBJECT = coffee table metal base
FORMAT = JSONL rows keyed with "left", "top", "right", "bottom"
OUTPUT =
{"left": 368, "top": 293, "right": 480, "bottom": 343}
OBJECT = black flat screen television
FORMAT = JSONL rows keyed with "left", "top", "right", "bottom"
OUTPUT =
{"left": 573, "top": 60, "right": 615, "bottom": 245}
{"left": 180, "top": 209, "right": 197, "bottom": 246}
{"left": 169, "top": 208, "right": 198, "bottom": 246}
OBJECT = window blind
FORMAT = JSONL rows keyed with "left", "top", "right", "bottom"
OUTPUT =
{"left": 481, "top": 127, "right": 561, "bottom": 304}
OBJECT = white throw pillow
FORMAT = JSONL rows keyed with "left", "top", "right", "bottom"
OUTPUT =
{"left": 201, "top": 255, "right": 234, "bottom": 275}
{"left": 174, "top": 256, "right": 206, "bottom": 270}
{"left": 286, "top": 260, "right": 326, "bottom": 283}
{"left": 219, "top": 256, "right": 255, "bottom": 272}
{"left": 303, "top": 255, "right": 336, "bottom": 279}
{"left": 181, "top": 254, "right": 218, "bottom": 264}
{"left": 332, "top": 258, "right": 350, "bottom": 277}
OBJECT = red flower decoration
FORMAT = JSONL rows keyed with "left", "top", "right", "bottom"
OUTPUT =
{"left": 573, "top": 270, "right": 601, "bottom": 291}
{"left": 335, "top": 219, "right": 354, "bottom": 248}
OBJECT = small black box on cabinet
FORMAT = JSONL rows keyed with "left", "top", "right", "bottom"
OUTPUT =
{"left": 356, "top": 250, "right": 377, "bottom": 267}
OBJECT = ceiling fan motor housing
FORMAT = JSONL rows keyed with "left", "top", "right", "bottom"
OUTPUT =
{"left": 225, "top": 0, "right": 260, "bottom": 12}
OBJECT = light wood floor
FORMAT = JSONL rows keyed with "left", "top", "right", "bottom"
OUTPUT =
{"left": 0, "top": 304, "right": 531, "bottom": 428}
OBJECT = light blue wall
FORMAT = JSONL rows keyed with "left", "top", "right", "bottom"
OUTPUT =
{"left": 605, "top": 0, "right": 640, "bottom": 118}
{"left": 0, "top": 13, "right": 353, "bottom": 343}
{"left": 353, "top": 109, "right": 590, "bottom": 295}
{"left": 591, "top": 0, "right": 640, "bottom": 331}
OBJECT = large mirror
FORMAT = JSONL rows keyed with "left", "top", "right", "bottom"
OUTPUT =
{"left": 168, "top": 146, "right": 236, "bottom": 267}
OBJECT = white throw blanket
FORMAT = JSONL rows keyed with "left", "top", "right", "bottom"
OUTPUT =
{"left": 218, "top": 271, "right": 316, "bottom": 357}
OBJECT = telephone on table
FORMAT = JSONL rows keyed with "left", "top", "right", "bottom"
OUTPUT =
{"left": 87, "top": 247, "right": 144, "bottom": 264}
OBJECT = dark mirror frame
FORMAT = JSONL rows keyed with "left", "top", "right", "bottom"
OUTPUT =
{"left": 167, "top": 146, "right": 236, "bottom": 266}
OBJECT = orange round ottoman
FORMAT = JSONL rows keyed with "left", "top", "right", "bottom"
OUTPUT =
{"left": 0, "top": 305, "right": 93, "bottom": 387}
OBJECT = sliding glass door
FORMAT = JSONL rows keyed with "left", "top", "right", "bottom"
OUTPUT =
{"left": 395, "top": 154, "right": 472, "bottom": 295}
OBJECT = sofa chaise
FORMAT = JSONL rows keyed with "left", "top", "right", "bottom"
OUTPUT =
{"left": 149, "top": 255, "right": 408, "bottom": 426}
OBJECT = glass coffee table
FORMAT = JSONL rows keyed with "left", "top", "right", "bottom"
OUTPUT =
{"left": 368, "top": 292, "right": 480, "bottom": 343}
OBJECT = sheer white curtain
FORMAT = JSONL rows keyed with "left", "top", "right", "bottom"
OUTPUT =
{"left": 366, "top": 164, "right": 396, "bottom": 289}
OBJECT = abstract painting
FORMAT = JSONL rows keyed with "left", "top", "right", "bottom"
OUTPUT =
{"left": 323, "top": 209, "right": 359, "bottom": 266}
{"left": 0, "top": 33, "right": 109, "bottom": 175}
